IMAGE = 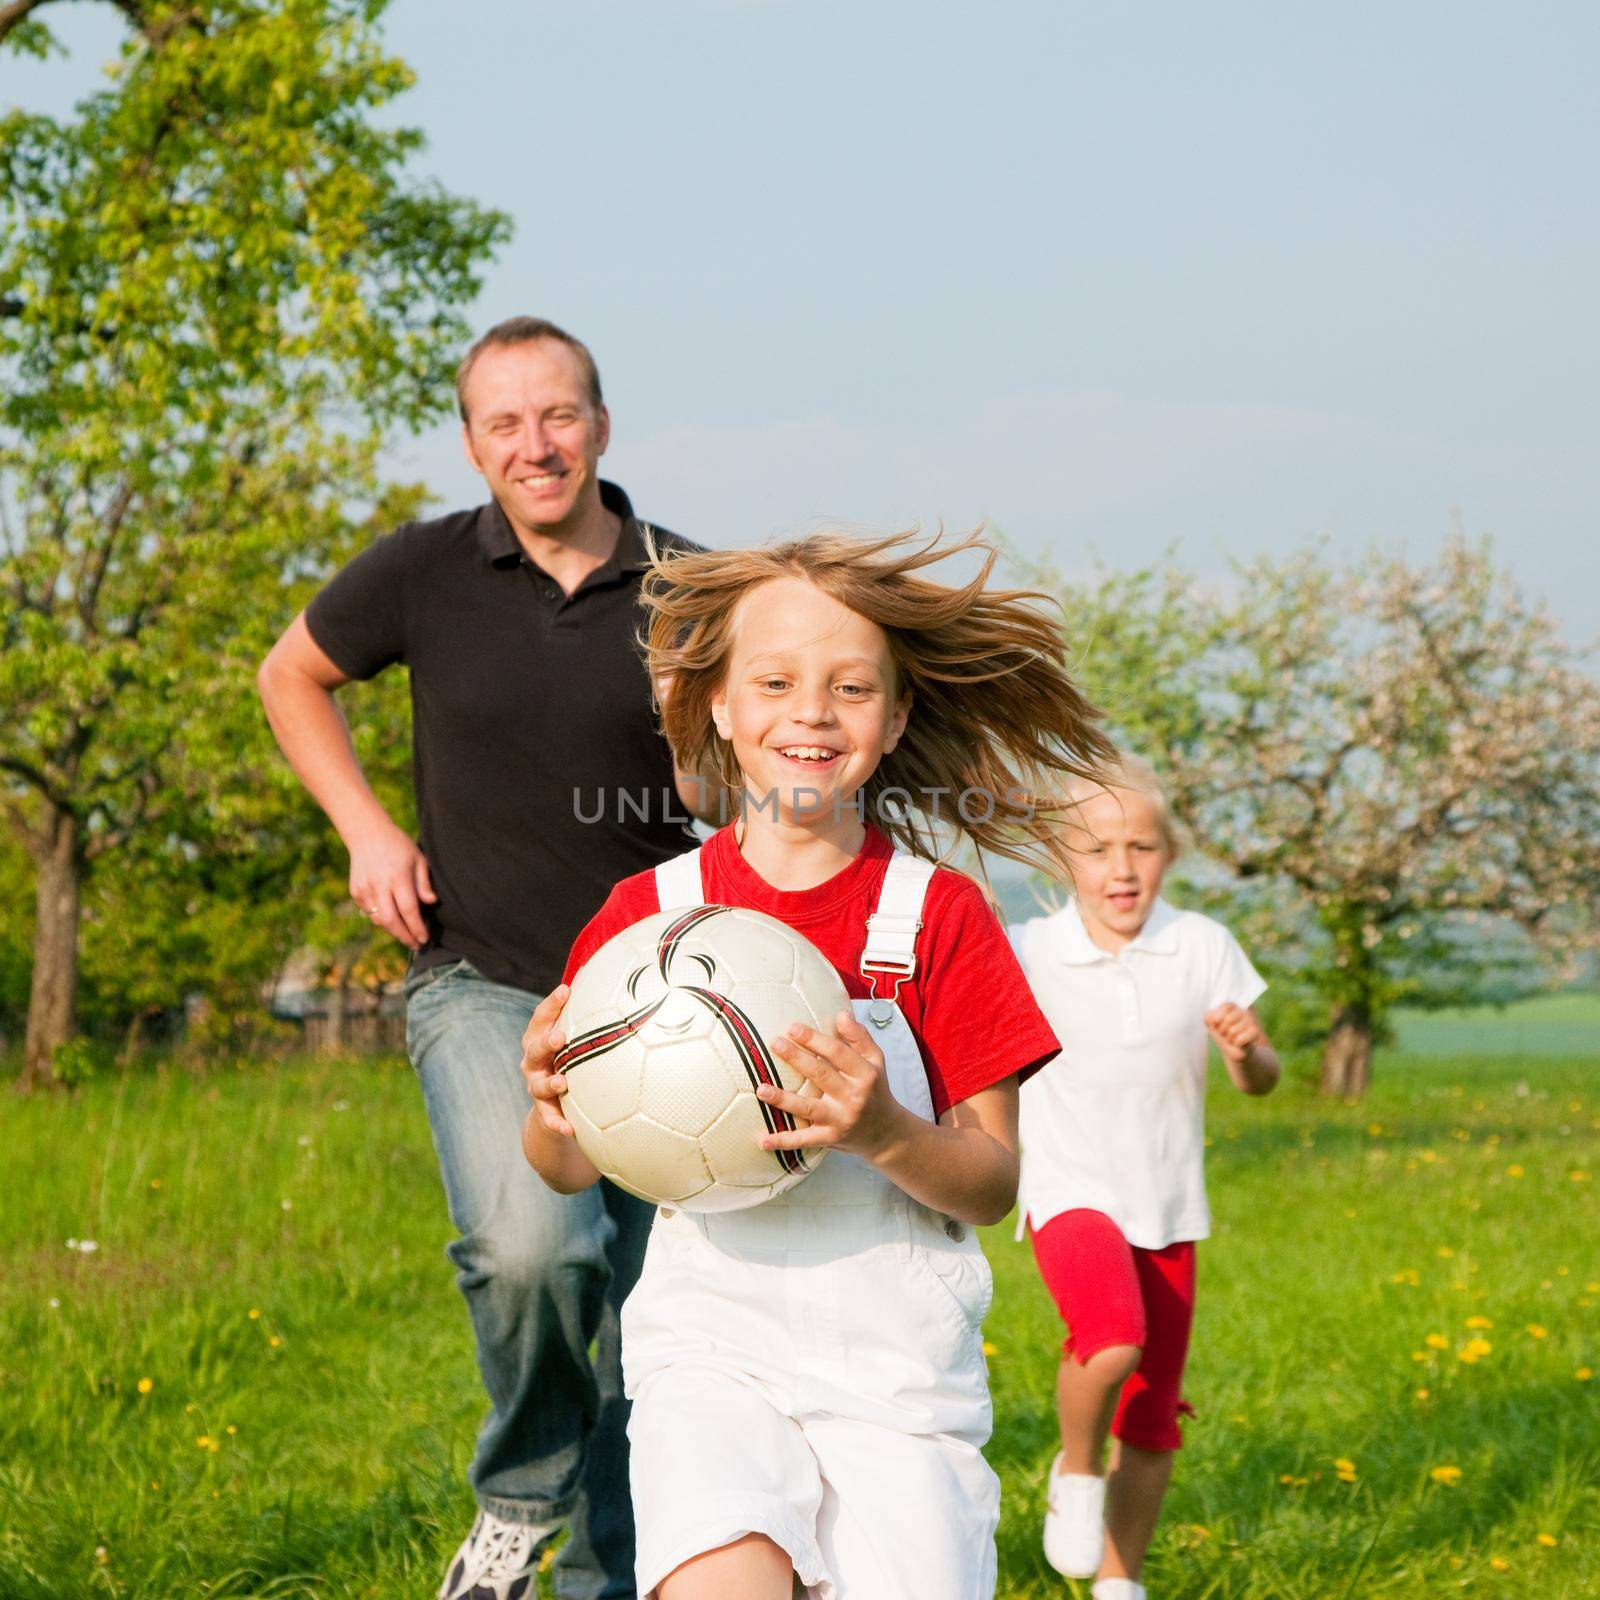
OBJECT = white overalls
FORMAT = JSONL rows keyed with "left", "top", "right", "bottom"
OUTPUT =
{"left": 621, "top": 847, "right": 1000, "bottom": 1600}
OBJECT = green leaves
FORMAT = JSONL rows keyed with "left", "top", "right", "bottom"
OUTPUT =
{"left": 1, "top": 0, "right": 507, "bottom": 1063}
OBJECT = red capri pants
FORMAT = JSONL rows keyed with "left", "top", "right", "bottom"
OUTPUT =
{"left": 1030, "top": 1208, "right": 1197, "bottom": 1452}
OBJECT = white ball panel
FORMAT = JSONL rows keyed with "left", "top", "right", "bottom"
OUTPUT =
{"left": 599, "top": 1115, "right": 713, "bottom": 1205}
{"left": 635, "top": 1038, "right": 744, "bottom": 1135}
{"left": 561, "top": 1043, "right": 646, "bottom": 1130}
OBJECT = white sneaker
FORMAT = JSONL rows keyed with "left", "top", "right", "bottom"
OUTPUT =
{"left": 1042, "top": 1452, "right": 1106, "bottom": 1578}
{"left": 438, "top": 1509, "right": 557, "bottom": 1600}
{"left": 1092, "top": 1580, "right": 1147, "bottom": 1600}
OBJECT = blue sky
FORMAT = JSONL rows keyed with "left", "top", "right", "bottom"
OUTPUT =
{"left": 13, "top": 1, "right": 1599, "bottom": 638}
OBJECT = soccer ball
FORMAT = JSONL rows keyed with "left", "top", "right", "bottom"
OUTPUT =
{"left": 555, "top": 904, "right": 850, "bottom": 1211}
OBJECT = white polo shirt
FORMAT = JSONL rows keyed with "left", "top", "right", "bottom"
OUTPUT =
{"left": 1009, "top": 898, "right": 1266, "bottom": 1249}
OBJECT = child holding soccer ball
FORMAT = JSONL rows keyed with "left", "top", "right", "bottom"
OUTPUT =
{"left": 520, "top": 528, "right": 1115, "bottom": 1600}
{"left": 1010, "top": 756, "right": 1280, "bottom": 1600}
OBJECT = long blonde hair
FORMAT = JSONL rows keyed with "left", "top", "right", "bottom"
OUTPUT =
{"left": 641, "top": 527, "right": 1119, "bottom": 879}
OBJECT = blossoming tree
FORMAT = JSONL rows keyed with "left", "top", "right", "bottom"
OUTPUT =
{"left": 1051, "top": 538, "right": 1600, "bottom": 1097}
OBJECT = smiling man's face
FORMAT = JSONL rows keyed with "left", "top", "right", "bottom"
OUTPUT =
{"left": 460, "top": 338, "right": 609, "bottom": 538}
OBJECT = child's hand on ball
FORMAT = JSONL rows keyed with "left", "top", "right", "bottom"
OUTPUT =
{"left": 760, "top": 1010, "right": 906, "bottom": 1160}
{"left": 521, "top": 984, "right": 576, "bottom": 1138}
{"left": 1204, "top": 1002, "right": 1263, "bottom": 1065}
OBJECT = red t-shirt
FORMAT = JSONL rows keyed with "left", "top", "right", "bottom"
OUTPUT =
{"left": 562, "top": 824, "right": 1059, "bottom": 1118}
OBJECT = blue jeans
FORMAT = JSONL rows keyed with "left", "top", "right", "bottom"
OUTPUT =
{"left": 406, "top": 959, "right": 653, "bottom": 1600}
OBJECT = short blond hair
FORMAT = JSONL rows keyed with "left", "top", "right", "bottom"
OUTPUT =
{"left": 1056, "top": 752, "right": 1181, "bottom": 861}
{"left": 455, "top": 316, "right": 602, "bottom": 422}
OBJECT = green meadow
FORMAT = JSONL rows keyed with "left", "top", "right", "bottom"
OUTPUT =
{"left": 2, "top": 1015, "right": 1596, "bottom": 1597}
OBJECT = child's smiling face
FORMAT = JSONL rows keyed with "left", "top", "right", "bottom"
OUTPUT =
{"left": 1064, "top": 785, "right": 1172, "bottom": 950}
{"left": 712, "top": 576, "right": 909, "bottom": 826}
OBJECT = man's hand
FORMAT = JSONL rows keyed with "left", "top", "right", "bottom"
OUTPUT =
{"left": 520, "top": 985, "right": 576, "bottom": 1139}
{"left": 349, "top": 821, "right": 437, "bottom": 948}
{"left": 760, "top": 1010, "right": 909, "bottom": 1159}
{"left": 1203, "top": 1002, "right": 1263, "bottom": 1066}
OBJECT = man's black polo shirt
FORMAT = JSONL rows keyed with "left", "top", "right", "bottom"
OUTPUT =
{"left": 305, "top": 480, "right": 698, "bottom": 995}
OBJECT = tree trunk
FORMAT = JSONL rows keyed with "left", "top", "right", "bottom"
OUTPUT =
{"left": 1319, "top": 1004, "right": 1373, "bottom": 1098}
{"left": 21, "top": 804, "right": 81, "bottom": 1092}
{"left": 324, "top": 974, "right": 348, "bottom": 1057}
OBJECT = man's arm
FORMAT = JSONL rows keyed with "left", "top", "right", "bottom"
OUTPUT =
{"left": 257, "top": 612, "right": 436, "bottom": 948}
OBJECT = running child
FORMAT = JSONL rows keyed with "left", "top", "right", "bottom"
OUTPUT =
{"left": 520, "top": 528, "right": 1115, "bottom": 1600}
{"left": 1011, "top": 755, "right": 1280, "bottom": 1600}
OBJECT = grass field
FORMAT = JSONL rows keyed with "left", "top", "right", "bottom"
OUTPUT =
{"left": 2, "top": 1035, "right": 1597, "bottom": 1598}
{"left": 1391, "top": 992, "right": 1600, "bottom": 1059}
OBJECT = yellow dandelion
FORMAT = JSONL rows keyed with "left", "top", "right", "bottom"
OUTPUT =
{"left": 1506, "top": 1164, "right": 1524, "bottom": 1177}
{"left": 1229, "top": 1413, "right": 1249, "bottom": 1423}
{"left": 1430, "top": 1465, "right": 1463, "bottom": 1485}
{"left": 269, "top": 1335, "right": 282, "bottom": 1348}
{"left": 1571, "top": 1171, "right": 1591, "bottom": 1183}
{"left": 248, "top": 1308, "right": 261, "bottom": 1320}
{"left": 1490, "top": 1557, "right": 1510, "bottom": 1572}
{"left": 1558, "top": 1265, "right": 1571, "bottom": 1276}
{"left": 1367, "top": 1123, "right": 1383, "bottom": 1136}
{"left": 149, "top": 1481, "right": 159, "bottom": 1491}
{"left": 1586, "top": 1282, "right": 1599, "bottom": 1294}
{"left": 1425, "top": 1333, "right": 1449, "bottom": 1349}
{"left": 195, "top": 1435, "right": 213, "bottom": 1449}
{"left": 1411, "top": 1350, "right": 1431, "bottom": 1361}
{"left": 1465, "top": 1315, "right": 1493, "bottom": 1329}
{"left": 1537, "top": 1533, "right": 1558, "bottom": 1547}
{"left": 1575, "top": 1367, "right": 1593, "bottom": 1381}
{"left": 136, "top": 1377, "right": 153, "bottom": 1394}
{"left": 1334, "top": 1458, "right": 1357, "bottom": 1473}
{"left": 1437, "top": 1246, "right": 1454, "bottom": 1258}
{"left": 1415, "top": 1387, "right": 1430, "bottom": 1400}
{"left": 149, "top": 1178, "right": 162, "bottom": 1189}
{"left": 225, "top": 1424, "right": 237, "bottom": 1435}
{"left": 981, "top": 1341, "right": 997, "bottom": 1358}
{"left": 1527, "top": 1324, "right": 1548, "bottom": 1339}
{"left": 1336, "top": 1468, "right": 1358, "bottom": 1483}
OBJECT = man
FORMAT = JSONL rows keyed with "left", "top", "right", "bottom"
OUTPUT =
{"left": 258, "top": 318, "right": 709, "bottom": 1600}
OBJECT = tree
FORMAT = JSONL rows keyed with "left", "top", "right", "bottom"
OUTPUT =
{"left": 1047, "top": 538, "right": 1600, "bottom": 1097}
{"left": 0, "top": 0, "right": 509, "bottom": 1087}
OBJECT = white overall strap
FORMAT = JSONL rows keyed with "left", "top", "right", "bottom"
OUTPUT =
{"left": 653, "top": 847, "right": 705, "bottom": 909}
{"left": 860, "top": 850, "right": 936, "bottom": 1028}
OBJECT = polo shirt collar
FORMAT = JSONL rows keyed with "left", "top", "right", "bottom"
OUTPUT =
{"left": 1128, "top": 896, "right": 1181, "bottom": 954}
{"left": 1044, "top": 895, "right": 1180, "bottom": 964}
{"left": 476, "top": 479, "right": 648, "bottom": 572}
